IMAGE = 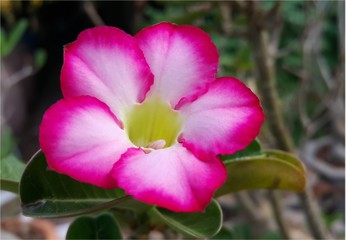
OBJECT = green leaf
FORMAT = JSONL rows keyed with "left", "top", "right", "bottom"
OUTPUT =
{"left": 216, "top": 154, "right": 306, "bottom": 196}
{"left": 234, "top": 44, "right": 252, "bottom": 71}
{"left": 34, "top": 48, "right": 47, "bottom": 69}
{"left": 231, "top": 223, "right": 252, "bottom": 239}
{"left": 66, "top": 213, "right": 122, "bottom": 239}
{"left": 211, "top": 227, "right": 234, "bottom": 239}
{"left": 263, "top": 149, "right": 305, "bottom": 172}
{"left": 260, "top": 230, "right": 283, "bottom": 239}
{"left": 1, "top": 19, "right": 28, "bottom": 57}
{"left": 20, "top": 150, "right": 147, "bottom": 218}
{"left": 0, "top": 28, "right": 7, "bottom": 57}
{"left": 170, "top": 8, "right": 209, "bottom": 25}
{"left": 1, "top": 154, "right": 26, "bottom": 193}
{"left": 151, "top": 199, "right": 222, "bottom": 238}
{"left": 1, "top": 127, "right": 25, "bottom": 193}
{"left": 1, "top": 127, "right": 16, "bottom": 158}
{"left": 220, "top": 139, "right": 263, "bottom": 161}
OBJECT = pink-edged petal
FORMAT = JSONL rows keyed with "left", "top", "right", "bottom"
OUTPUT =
{"left": 135, "top": 22, "right": 219, "bottom": 108}
{"left": 61, "top": 26, "right": 154, "bottom": 120}
{"left": 111, "top": 145, "right": 226, "bottom": 212}
{"left": 39, "top": 96, "right": 134, "bottom": 189}
{"left": 178, "top": 77, "right": 265, "bottom": 160}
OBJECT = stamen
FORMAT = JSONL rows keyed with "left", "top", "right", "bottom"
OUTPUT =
{"left": 146, "top": 139, "right": 166, "bottom": 150}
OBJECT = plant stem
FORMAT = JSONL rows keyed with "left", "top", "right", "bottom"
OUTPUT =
{"left": 268, "top": 190, "right": 290, "bottom": 239}
{"left": 298, "top": 190, "right": 331, "bottom": 239}
{"left": 245, "top": 4, "right": 331, "bottom": 239}
{"left": 245, "top": 6, "right": 291, "bottom": 238}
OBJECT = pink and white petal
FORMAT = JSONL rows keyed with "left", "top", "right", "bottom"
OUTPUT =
{"left": 39, "top": 96, "right": 134, "bottom": 189}
{"left": 178, "top": 77, "right": 265, "bottom": 160}
{"left": 61, "top": 26, "right": 154, "bottom": 120}
{"left": 111, "top": 145, "right": 226, "bottom": 212}
{"left": 135, "top": 22, "right": 219, "bottom": 108}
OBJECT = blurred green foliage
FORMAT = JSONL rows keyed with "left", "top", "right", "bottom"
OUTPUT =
{"left": 142, "top": 2, "right": 342, "bottom": 238}
{"left": 143, "top": 0, "right": 340, "bottom": 146}
{"left": 0, "top": 18, "right": 28, "bottom": 58}
{"left": 0, "top": 128, "right": 26, "bottom": 193}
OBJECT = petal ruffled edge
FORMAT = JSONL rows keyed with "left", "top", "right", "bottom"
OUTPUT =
{"left": 111, "top": 145, "right": 226, "bottom": 212}
{"left": 178, "top": 77, "right": 265, "bottom": 160}
{"left": 39, "top": 96, "right": 133, "bottom": 189}
{"left": 135, "top": 22, "right": 219, "bottom": 108}
{"left": 61, "top": 26, "right": 154, "bottom": 120}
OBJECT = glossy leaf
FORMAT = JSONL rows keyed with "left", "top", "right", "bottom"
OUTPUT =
{"left": 263, "top": 149, "right": 305, "bottom": 171}
{"left": 216, "top": 155, "right": 306, "bottom": 196}
{"left": 1, "top": 154, "right": 26, "bottom": 193}
{"left": 151, "top": 199, "right": 222, "bottom": 238}
{"left": 220, "top": 139, "right": 263, "bottom": 161}
{"left": 66, "top": 213, "right": 122, "bottom": 239}
{"left": 20, "top": 150, "right": 147, "bottom": 218}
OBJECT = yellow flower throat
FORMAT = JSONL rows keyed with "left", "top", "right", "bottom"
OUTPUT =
{"left": 124, "top": 98, "right": 183, "bottom": 149}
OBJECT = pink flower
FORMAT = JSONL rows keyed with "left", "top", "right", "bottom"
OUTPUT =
{"left": 39, "top": 23, "right": 265, "bottom": 212}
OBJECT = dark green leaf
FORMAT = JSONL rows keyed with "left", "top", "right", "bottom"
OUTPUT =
{"left": 220, "top": 139, "right": 263, "bottom": 161}
{"left": 66, "top": 213, "right": 122, "bottom": 239}
{"left": 20, "top": 150, "right": 147, "bottom": 218}
{"left": 232, "top": 223, "right": 253, "bottom": 239}
{"left": 211, "top": 227, "right": 234, "bottom": 239}
{"left": 151, "top": 199, "right": 222, "bottom": 238}
{"left": 260, "top": 231, "right": 283, "bottom": 239}
{"left": 216, "top": 155, "right": 306, "bottom": 196}
{"left": 1, "top": 154, "right": 26, "bottom": 193}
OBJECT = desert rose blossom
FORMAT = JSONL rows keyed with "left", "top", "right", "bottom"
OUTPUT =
{"left": 39, "top": 22, "right": 265, "bottom": 212}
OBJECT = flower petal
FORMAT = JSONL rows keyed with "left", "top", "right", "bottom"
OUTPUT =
{"left": 61, "top": 26, "right": 154, "bottom": 120}
{"left": 135, "top": 22, "right": 219, "bottom": 108}
{"left": 39, "top": 96, "right": 133, "bottom": 189}
{"left": 178, "top": 77, "right": 265, "bottom": 160}
{"left": 111, "top": 145, "right": 226, "bottom": 212}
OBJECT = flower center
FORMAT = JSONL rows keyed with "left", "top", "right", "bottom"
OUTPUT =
{"left": 124, "top": 97, "right": 183, "bottom": 149}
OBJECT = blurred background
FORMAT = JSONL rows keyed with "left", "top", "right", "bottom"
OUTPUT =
{"left": 1, "top": 1, "right": 344, "bottom": 239}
